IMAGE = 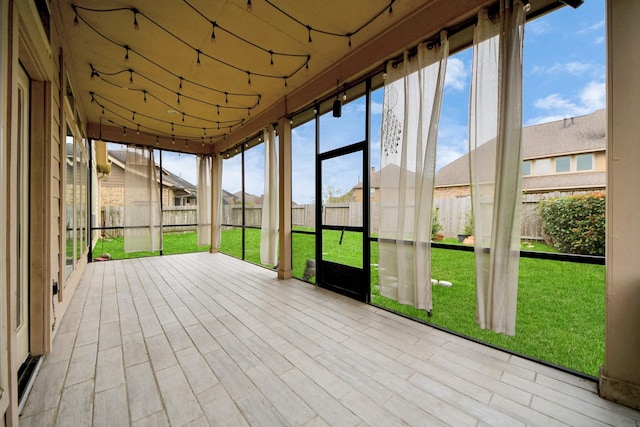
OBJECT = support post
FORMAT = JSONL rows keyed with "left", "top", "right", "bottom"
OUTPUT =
{"left": 277, "top": 117, "right": 292, "bottom": 279}
{"left": 600, "top": 0, "right": 640, "bottom": 410}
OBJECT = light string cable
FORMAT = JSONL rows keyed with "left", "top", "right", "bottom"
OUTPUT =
{"left": 261, "top": 0, "right": 395, "bottom": 47}
{"left": 89, "top": 65, "right": 260, "bottom": 117}
{"left": 90, "top": 91, "right": 244, "bottom": 141}
{"left": 182, "top": 0, "right": 310, "bottom": 69}
{"left": 73, "top": 5, "right": 310, "bottom": 87}
{"left": 73, "top": 6, "right": 261, "bottom": 108}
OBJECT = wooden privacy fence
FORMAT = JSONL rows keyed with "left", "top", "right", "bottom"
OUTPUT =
{"left": 99, "top": 206, "right": 197, "bottom": 237}
{"left": 100, "top": 190, "right": 594, "bottom": 239}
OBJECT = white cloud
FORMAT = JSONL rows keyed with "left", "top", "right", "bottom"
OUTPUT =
{"left": 532, "top": 61, "right": 594, "bottom": 76}
{"left": 578, "top": 20, "right": 605, "bottom": 34}
{"left": 445, "top": 57, "right": 468, "bottom": 91}
{"left": 580, "top": 81, "right": 605, "bottom": 110}
{"left": 436, "top": 122, "right": 469, "bottom": 171}
{"left": 371, "top": 100, "right": 383, "bottom": 115}
{"left": 160, "top": 152, "right": 198, "bottom": 186}
{"left": 527, "top": 80, "right": 605, "bottom": 125}
{"left": 527, "top": 20, "right": 552, "bottom": 35}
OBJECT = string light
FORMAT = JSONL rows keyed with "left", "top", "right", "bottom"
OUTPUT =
{"left": 123, "top": 126, "right": 127, "bottom": 136}
{"left": 75, "top": 5, "right": 310, "bottom": 83}
{"left": 89, "top": 66, "right": 260, "bottom": 115}
{"left": 124, "top": 45, "right": 129, "bottom": 62}
{"left": 136, "top": 124, "right": 140, "bottom": 135}
{"left": 129, "top": 69, "right": 134, "bottom": 84}
{"left": 262, "top": 0, "right": 395, "bottom": 47}
{"left": 210, "top": 21, "right": 216, "bottom": 42}
{"left": 246, "top": 0, "right": 252, "bottom": 12}
{"left": 90, "top": 92, "right": 244, "bottom": 136}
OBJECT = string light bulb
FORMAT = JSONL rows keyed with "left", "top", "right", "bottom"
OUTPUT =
{"left": 124, "top": 45, "right": 130, "bottom": 62}
{"left": 132, "top": 8, "right": 140, "bottom": 30}
{"left": 196, "top": 49, "right": 201, "bottom": 66}
{"left": 136, "top": 124, "right": 140, "bottom": 135}
{"left": 307, "top": 25, "right": 313, "bottom": 44}
{"left": 388, "top": 0, "right": 394, "bottom": 18}
{"left": 123, "top": 127, "right": 127, "bottom": 136}
{"left": 73, "top": 10, "right": 79, "bottom": 26}
{"left": 211, "top": 21, "right": 217, "bottom": 42}
{"left": 247, "top": 0, "right": 252, "bottom": 12}
{"left": 129, "top": 69, "right": 134, "bottom": 85}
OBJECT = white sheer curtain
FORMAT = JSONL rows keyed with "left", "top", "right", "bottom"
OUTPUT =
{"left": 260, "top": 125, "right": 279, "bottom": 266}
{"left": 378, "top": 33, "right": 449, "bottom": 312}
{"left": 197, "top": 155, "right": 211, "bottom": 246}
{"left": 211, "top": 153, "right": 223, "bottom": 251}
{"left": 469, "top": 1, "right": 525, "bottom": 335}
{"left": 124, "top": 146, "right": 162, "bottom": 253}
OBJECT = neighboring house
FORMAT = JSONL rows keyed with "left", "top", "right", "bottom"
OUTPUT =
{"left": 353, "top": 167, "right": 381, "bottom": 203}
{"left": 233, "top": 191, "right": 263, "bottom": 205}
{"left": 98, "top": 150, "right": 198, "bottom": 209}
{"left": 435, "top": 109, "right": 606, "bottom": 198}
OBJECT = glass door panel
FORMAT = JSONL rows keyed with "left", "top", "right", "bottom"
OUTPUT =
{"left": 318, "top": 148, "right": 369, "bottom": 302}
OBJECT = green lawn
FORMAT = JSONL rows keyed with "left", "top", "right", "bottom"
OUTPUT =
{"left": 94, "top": 229, "right": 604, "bottom": 377}
{"left": 92, "top": 232, "right": 210, "bottom": 260}
{"left": 290, "top": 230, "right": 604, "bottom": 377}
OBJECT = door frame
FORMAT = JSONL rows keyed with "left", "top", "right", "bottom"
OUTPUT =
{"left": 16, "top": 65, "right": 30, "bottom": 365}
{"left": 314, "top": 79, "right": 372, "bottom": 302}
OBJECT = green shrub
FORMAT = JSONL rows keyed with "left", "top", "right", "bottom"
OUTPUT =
{"left": 539, "top": 193, "right": 605, "bottom": 256}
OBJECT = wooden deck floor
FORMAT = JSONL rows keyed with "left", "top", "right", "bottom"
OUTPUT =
{"left": 19, "top": 252, "right": 640, "bottom": 426}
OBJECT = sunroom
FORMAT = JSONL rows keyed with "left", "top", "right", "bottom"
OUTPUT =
{"left": 2, "top": 0, "right": 640, "bottom": 425}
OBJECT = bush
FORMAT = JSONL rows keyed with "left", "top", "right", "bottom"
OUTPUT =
{"left": 539, "top": 193, "right": 605, "bottom": 256}
{"left": 432, "top": 209, "right": 443, "bottom": 239}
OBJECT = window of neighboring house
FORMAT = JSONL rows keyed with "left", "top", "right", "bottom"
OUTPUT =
{"left": 523, "top": 160, "right": 531, "bottom": 176}
{"left": 555, "top": 156, "right": 570, "bottom": 172}
{"left": 576, "top": 153, "right": 593, "bottom": 171}
{"left": 534, "top": 158, "right": 551, "bottom": 175}
{"left": 370, "top": 188, "right": 376, "bottom": 198}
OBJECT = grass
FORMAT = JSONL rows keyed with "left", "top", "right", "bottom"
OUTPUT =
{"left": 92, "top": 232, "right": 210, "bottom": 260}
{"left": 94, "top": 228, "right": 604, "bottom": 376}
{"left": 290, "top": 230, "right": 604, "bottom": 376}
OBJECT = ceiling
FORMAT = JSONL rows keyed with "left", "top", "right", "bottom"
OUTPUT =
{"left": 58, "top": 0, "right": 559, "bottom": 155}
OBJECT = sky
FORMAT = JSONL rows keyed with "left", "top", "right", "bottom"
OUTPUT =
{"left": 159, "top": 0, "right": 605, "bottom": 205}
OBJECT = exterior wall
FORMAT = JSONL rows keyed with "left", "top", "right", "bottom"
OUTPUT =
{"left": 0, "top": 0, "right": 92, "bottom": 422}
{"left": 595, "top": 151, "right": 607, "bottom": 171}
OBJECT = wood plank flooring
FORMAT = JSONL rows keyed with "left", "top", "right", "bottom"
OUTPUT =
{"left": 19, "top": 252, "right": 640, "bottom": 426}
